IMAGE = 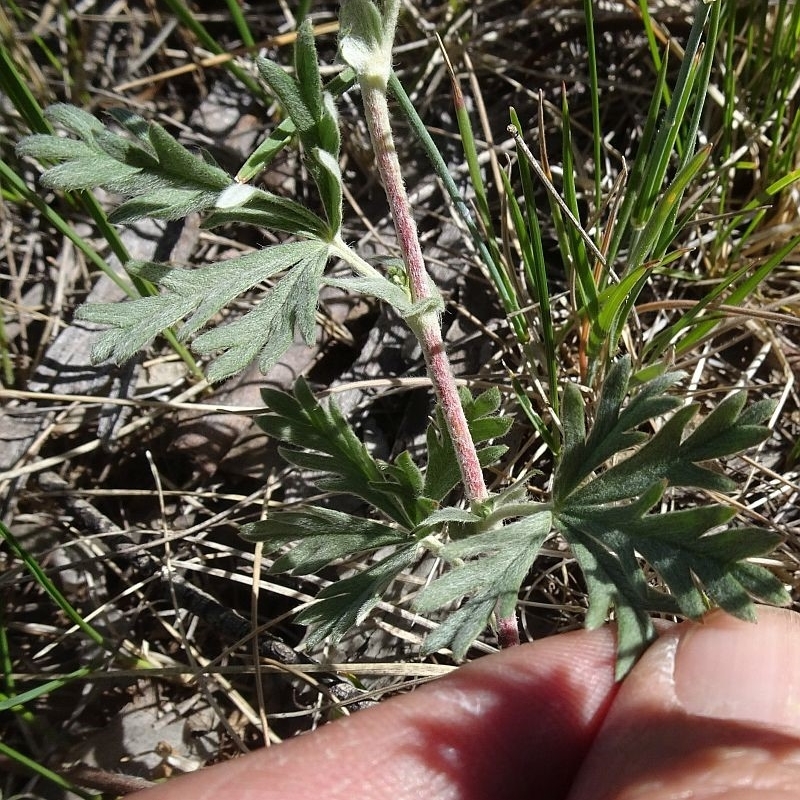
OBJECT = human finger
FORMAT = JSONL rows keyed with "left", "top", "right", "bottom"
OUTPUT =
{"left": 128, "top": 625, "right": 621, "bottom": 800}
{"left": 568, "top": 606, "right": 800, "bottom": 800}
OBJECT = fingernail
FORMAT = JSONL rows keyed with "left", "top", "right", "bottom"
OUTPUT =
{"left": 673, "top": 608, "right": 800, "bottom": 731}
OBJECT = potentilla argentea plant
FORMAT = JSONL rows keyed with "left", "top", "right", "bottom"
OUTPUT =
{"left": 15, "top": 0, "right": 789, "bottom": 678}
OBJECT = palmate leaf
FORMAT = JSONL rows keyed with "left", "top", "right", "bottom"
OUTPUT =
{"left": 407, "top": 356, "right": 785, "bottom": 671}
{"left": 559, "top": 489, "right": 786, "bottom": 678}
{"left": 256, "top": 380, "right": 513, "bottom": 531}
{"left": 553, "top": 356, "right": 789, "bottom": 676}
{"left": 296, "top": 545, "right": 418, "bottom": 648}
{"left": 569, "top": 530, "right": 671, "bottom": 679}
{"left": 240, "top": 507, "right": 407, "bottom": 575}
{"left": 256, "top": 378, "right": 435, "bottom": 529}
{"left": 553, "top": 361, "right": 683, "bottom": 502}
{"left": 76, "top": 239, "right": 330, "bottom": 383}
{"left": 17, "top": 101, "right": 335, "bottom": 237}
{"left": 17, "top": 103, "right": 231, "bottom": 221}
{"left": 416, "top": 510, "right": 553, "bottom": 658}
{"left": 424, "top": 386, "right": 513, "bottom": 501}
{"left": 255, "top": 20, "right": 342, "bottom": 231}
{"left": 239, "top": 379, "right": 515, "bottom": 650}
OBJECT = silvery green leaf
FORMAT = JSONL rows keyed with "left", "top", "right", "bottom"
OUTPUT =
{"left": 404, "top": 291, "right": 445, "bottom": 321}
{"left": 16, "top": 135, "right": 96, "bottom": 162}
{"left": 307, "top": 147, "right": 342, "bottom": 233}
{"left": 417, "top": 510, "right": 552, "bottom": 658}
{"left": 190, "top": 240, "right": 330, "bottom": 382}
{"left": 318, "top": 92, "right": 341, "bottom": 156}
{"left": 93, "top": 128, "right": 158, "bottom": 167}
{"left": 77, "top": 240, "right": 330, "bottom": 382}
{"left": 37, "top": 156, "right": 142, "bottom": 192}
{"left": 325, "top": 274, "right": 413, "bottom": 314}
{"left": 383, "top": 450, "right": 424, "bottom": 499}
{"left": 105, "top": 107, "right": 152, "bottom": 142}
{"left": 44, "top": 103, "right": 104, "bottom": 140}
{"left": 551, "top": 355, "right": 786, "bottom": 677}
{"left": 424, "top": 387, "right": 512, "bottom": 501}
{"left": 78, "top": 293, "right": 198, "bottom": 365}
{"left": 240, "top": 507, "right": 407, "bottom": 575}
{"left": 297, "top": 545, "right": 418, "bottom": 647}
{"left": 421, "top": 596, "right": 496, "bottom": 659}
{"left": 680, "top": 392, "right": 775, "bottom": 461}
{"left": 295, "top": 19, "right": 324, "bottom": 124}
{"left": 17, "top": 103, "right": 232, "bottom": 222}
{"left": 146, "top": 123, "right": 229, "bottom": 189}
{"left": 256, "top": 378, "right": 435, "bottom": 529}
{"left": 256, "top": 57, "right": 315, "bottom": 135}
{"left": 414, "top": 507, "right": 480, "bottom": 530}
{"left": 339, "top": 0, "right": 396, "bottom": 82}
{"left": 566, "top": 532, "right": 658, "bottom": 680}
{"left": 108, "top": 188, "right": 221, "bottom": 223}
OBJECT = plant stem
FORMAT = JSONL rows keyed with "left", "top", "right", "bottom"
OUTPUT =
{"left": 497, "top": 616, "right": 522, "bottom": 649}
{"left": 331, "top": 235, "right": 385, "bottom": 280}
{"left": 344, "top": 8, "right": 521, "bottom": 641}
{"left": 359, "top": 75, "right": 489, "bottom": 507}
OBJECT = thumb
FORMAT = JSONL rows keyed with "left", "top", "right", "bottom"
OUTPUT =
{"left": 569, "top": 606, "right": 800, "bottom": 800}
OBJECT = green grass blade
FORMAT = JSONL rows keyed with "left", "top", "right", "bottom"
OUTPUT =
{"left": 583, "top": 0, "right": 602, "bottom": 209}
{"left": 295, "top": 0, "right": 313, "bottom": 25}
{"left": 637, "top": 0, "right": 669, "bottom": 106}
{"left": 159, "top": 0, "right": 266, "bottom": 99}
{"left": 508, "top": 107, "right": 559, "bottom": 408}
{"left": 628, "top": 144, "right": 712, "bottom": 269}
{"left": 444, "top": 46, "right": 493, "bottom": 236}
{"left": 225, "top": 0, "right": 255, "bottom": 47}
{"left": 558, "top": 92, "right": 595, "bottom": 301}
{"left": 446, "top": 68, "right": 529, "bottom": 341}
{"left": 0, "top": 740, "right": 92, "bottom": 798}
{"left": 0, "top": 667, "right": 93, "bottom": 713}
{"left": 605, "top": 50, "right": 669, "bottom": 267}
{"left": 674, "top": 0, "right": 720, "bottom": 172}
{"left": 388, "top": 70, "right": 529, "bottom": 344}
{"left": 599, "top": 146, "right": 710, "bottom": 359}
{"left": 672, "top": 232, "right": 800, "bottom": 356}
{"left": 0, "top": 300, "right": 14, "bottom": 386}
{"left": 632, "top": 3, "right": 712, "bottom": 226}
{"left": 507, "top": 115, "right": 605, "bottom": 271}
{"left": 718, "top": 169, "right": 800, "bottom": 263}
{"left": 0, "top": 615, "right": 34, "bottom": 721}
{"left": 0, "top": 45, "right": 49, "bottom": 132}
{"left": 716, "top": 1, "right": 738, "bottom": 218}
{"left": 510, "top": 375, "right": 559, "bottom": 453}
{"left": 0, "top": 521, "right": 106, "bottom": 648}
{"left": 641, "top": 257, "right": 753, "bottom": 362}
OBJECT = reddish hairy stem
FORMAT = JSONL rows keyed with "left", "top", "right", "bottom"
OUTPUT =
{"left": 360, "top": 77, "right": 488, "bottom": 505}
{"left": 416, "top": 317, "right": 488, "bottom": 504}
{"left": 359, "top": 74, "right": 519, "bottom": 646}
{"left": 497, "top": 613, "right": 521, "bottom": 649}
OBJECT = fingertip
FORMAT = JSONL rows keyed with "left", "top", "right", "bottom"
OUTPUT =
{"left": 674, "top": 606, "right": 800, "bottom": 733}
{"left": 568, "top": 606, "right": 800, "bottom": 800}
{"left": 125, "top": 626, "right": 622, "bottom": 800}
